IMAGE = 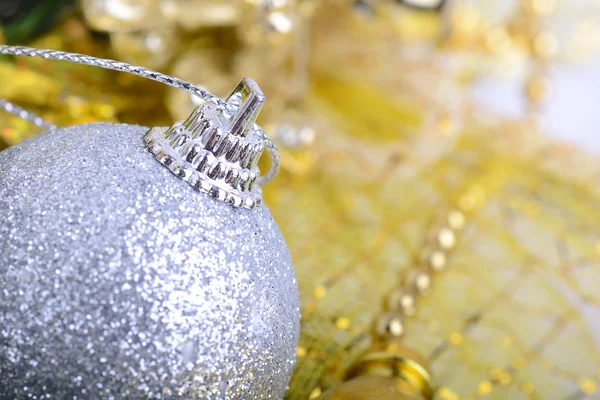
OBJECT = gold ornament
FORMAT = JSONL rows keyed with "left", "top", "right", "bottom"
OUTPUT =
{"left": 318, "top": 341, "right": 434, "bottom": 400}
{"left": 317, "top": 376, "right": 427, "bottom": 400}
{"left": 79, "top": 0, "right": 316, "bottom": 135}
{"left": 81, "top": 0, "right": 164, "bottom": 32}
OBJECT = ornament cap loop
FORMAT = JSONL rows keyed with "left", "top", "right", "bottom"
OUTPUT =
{"left": 225, "top": 77, "right": 265, "bottom": 138}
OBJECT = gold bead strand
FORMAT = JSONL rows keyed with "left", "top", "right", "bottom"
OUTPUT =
{"left": 317, "top": 207, "right": 468, "bottom": 399}
{"left": 378, "top": 207, "right": 467, "bottom": 339}
{"left": 518, "top": 0, "right": 558, "bottom": 117}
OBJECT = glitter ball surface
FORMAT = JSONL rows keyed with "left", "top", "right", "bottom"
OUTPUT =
{"left": 0, "top": 123, "right": 300, "bottom": 399}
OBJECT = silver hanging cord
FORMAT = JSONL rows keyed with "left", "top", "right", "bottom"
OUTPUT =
{"left": 0, "top": 99, "right": 57, "bottom": 131}
{"left": 0, "top": 45, "right": 279, "bottom": 185}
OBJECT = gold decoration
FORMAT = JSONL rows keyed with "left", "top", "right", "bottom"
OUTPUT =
{"left": 387, "top": 289, "right": 418, "bottom": 317}
{"left": 317, "top": 341, "right": 434, "bottom": 399}
{"left": 79, "top": 0, "right": 315, "bottom": 136}
{"left": 427, "top": 250, "right": 447, "bottom": 272}
{"left": 407, "top": 268, "right": 434, "bottom": 296}
{"left": 436, "top": 228, "right": 457, "bottom": 251}
{"left": 81, "top": 0, "right": 164, "bottom": 32}
{"left": 317, "top": 376, "right": 427, "bottom": 400}
{"left": 376, "top": 313, "right": 406, "bottom": 338}
{"left": 275, "top": 12, "right": 600, "bottom": 393}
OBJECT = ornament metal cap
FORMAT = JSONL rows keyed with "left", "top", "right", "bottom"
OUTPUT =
{"left": 145, "top": 78, "right": 267, "bottom": 209}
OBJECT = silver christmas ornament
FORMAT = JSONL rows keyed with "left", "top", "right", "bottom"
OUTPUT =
{"left": 0, "top": 78, "right": 300, "bottom": 399}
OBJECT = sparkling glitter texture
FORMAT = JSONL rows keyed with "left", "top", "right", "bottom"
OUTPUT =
{"left": 0, "top": 123, "right": 300, "bottom": 399}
